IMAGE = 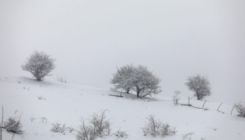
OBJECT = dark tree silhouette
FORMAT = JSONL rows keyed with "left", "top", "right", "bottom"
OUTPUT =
{"left": 22, "top": 51, "right": 55, "bottom": 81}
{"left": 186, "top": 75, "right": 211, "bottom": 100}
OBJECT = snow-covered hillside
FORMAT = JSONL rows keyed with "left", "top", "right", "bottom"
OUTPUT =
{"left": 0, "top": 77, "right": 244, "bottom": 140}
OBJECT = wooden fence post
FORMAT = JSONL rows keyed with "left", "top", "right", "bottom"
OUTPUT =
{"left": 217, "top": 103, "right": 222, "bottom": 112}
{"left": 202, "top": 100, "right": 207, "bottom": 109}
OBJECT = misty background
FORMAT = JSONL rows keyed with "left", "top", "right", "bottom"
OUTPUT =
{"left": 0, "top": 0, "right": 244, "bottom": 103}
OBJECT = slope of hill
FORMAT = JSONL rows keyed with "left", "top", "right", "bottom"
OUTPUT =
{"left": 0, "top": 77, "right": 244, "bottom": 140}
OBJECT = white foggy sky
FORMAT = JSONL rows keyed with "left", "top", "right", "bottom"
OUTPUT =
{"left": 0, "top": 0, "right": 245, "bottom": 103}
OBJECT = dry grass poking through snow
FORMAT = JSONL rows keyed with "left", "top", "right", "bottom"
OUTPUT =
{"left": 77, "top": 110, "right": 111, "bottom": 140}
{"left": 3, "top": 117, "right": 23, "bottom": 134}
{"left": 142, "top": 115, "right": 177, "bottom": 137}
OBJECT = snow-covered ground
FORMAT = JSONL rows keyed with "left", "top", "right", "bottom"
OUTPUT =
{"left": 0, "top": 76, "right": 244, "bottom": 140}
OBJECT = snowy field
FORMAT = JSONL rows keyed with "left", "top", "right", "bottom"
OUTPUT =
{"left": 0, "top": 76, "right": 244, "bottom": 140}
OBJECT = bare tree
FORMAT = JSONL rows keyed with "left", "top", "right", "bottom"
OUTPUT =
{"left": 186, "top": 75, "right": 211, "bottom": 100}
{"left": 22, "top": 51, "right": 55, "bottom": 81}
{"left": 173, "top": 90, "right": 180, "bottom": 105}
{"left": 111, "top": 65, "right": 161, "bottom": 98}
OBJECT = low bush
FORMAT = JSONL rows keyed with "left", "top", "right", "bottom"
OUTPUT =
{"left": 4, "top": 117, "right": 23, "bottom": 134}
{"left": 90, "top": 110, "right": 111, "bottom": 137}
{"left": 234, "top": 102, "right": 245, "bottom": 117}
{"left": 114, "top": 130, "right": 128, "bottom": 138}
{"left": 77, "top": 110, "right": 111, "bottom": 140}
{"left": 51, "top": 123, "right": 74, "bottom": 134}
{"left": 142, "top": 115, "right": 176, "bottom": 137}
{"left": 51, "top": 123, "right": 67, "bottom": 133}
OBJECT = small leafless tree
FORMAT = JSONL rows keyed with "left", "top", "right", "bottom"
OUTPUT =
{"left": 173, "top": 90, "right": 181, "bottom": 105}
{"left": 234, "top": 102, "right": 245, "bottom": 117}
{"left": 22, "top": 51, "right": 55, "bottom": 81}
{"left": 186, "top": 75, "right": 211, "bottom": 100}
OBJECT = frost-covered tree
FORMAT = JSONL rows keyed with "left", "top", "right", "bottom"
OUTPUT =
{"left": 111, "top": 65, "right": 161, "bottom": 98}
{"left": 22, "top": 51, "right": 55, "bottom": 81}
{"left": 110, "top": 65, "right": 135, "bottom": 93}
{"left": 132, "top": 66, "right": 161, "bottom": 98}
{"left": 185, "top": 75, "right": 211, "bottom": 100}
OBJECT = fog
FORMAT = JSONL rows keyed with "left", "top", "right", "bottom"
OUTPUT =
{"left": 1, "top": 0, "right": 245, "bottom": 103}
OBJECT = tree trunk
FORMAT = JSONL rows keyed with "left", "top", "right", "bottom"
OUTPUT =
{"left": 197, "top": 93, "right": 203, "bottom": 100}
{"left": 35, "top": 69, "right": 41, "bottom": 81}
{"left": 37, "top": 77, "right": 41, "bottom": 81}
{"left": 126, "top": 88, "right": 130, "bottom": 94}
{"left": 136, "top": 86, "right": 140, "bottom": 98}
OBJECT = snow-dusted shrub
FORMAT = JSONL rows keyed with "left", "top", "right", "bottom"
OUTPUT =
{"left": 90, "top": 110, "right": 111, "bottom": 137}
{"left": 160, "top": 123, "right": 177, "bottom": 137}
{"left": 67, "top": 127, "right": 75, "bottom": 133}
{"left": 114, "top": 130, "right": 128, "bottom": 138}
{"left": 186, "top": 75, "right": 211, "bottom": 100}
{"left": 110, "top": 65, "right": 136, "bottom": 94}
{"left": 172, "top": 90, "right": 180, "bottom": 105}
{"left": 142, "top": 115, "right": 176, "bottom": 137}
{"left": 77, "top": 120, "right": 96, "bottom": 140}
{"left": 77, "top": 110, "right": 111, "bottom": 140}
{"left": 4, "top": 117, "right": 23, "bottom": 134}
{"left": 111, "top": 65, "right": 161, "bottom": 98}
{"left": 51, "top": 123, "right": 74, "bottom": 134}
{"left": 234, "top": 102, "right": 245, "bottom": 117}
{"left": 22, "top": 51, "right": 55, "bottom": 81}
{"left": 51, "top": 123, "right": 67, "bottom": 133}
{"left": 143, "top": 115, "right": 162, "bottom": 136}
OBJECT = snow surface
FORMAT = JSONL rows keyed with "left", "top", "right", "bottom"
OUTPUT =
{"left": 0, "top": 77, "right": 244, "bottom": 140}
